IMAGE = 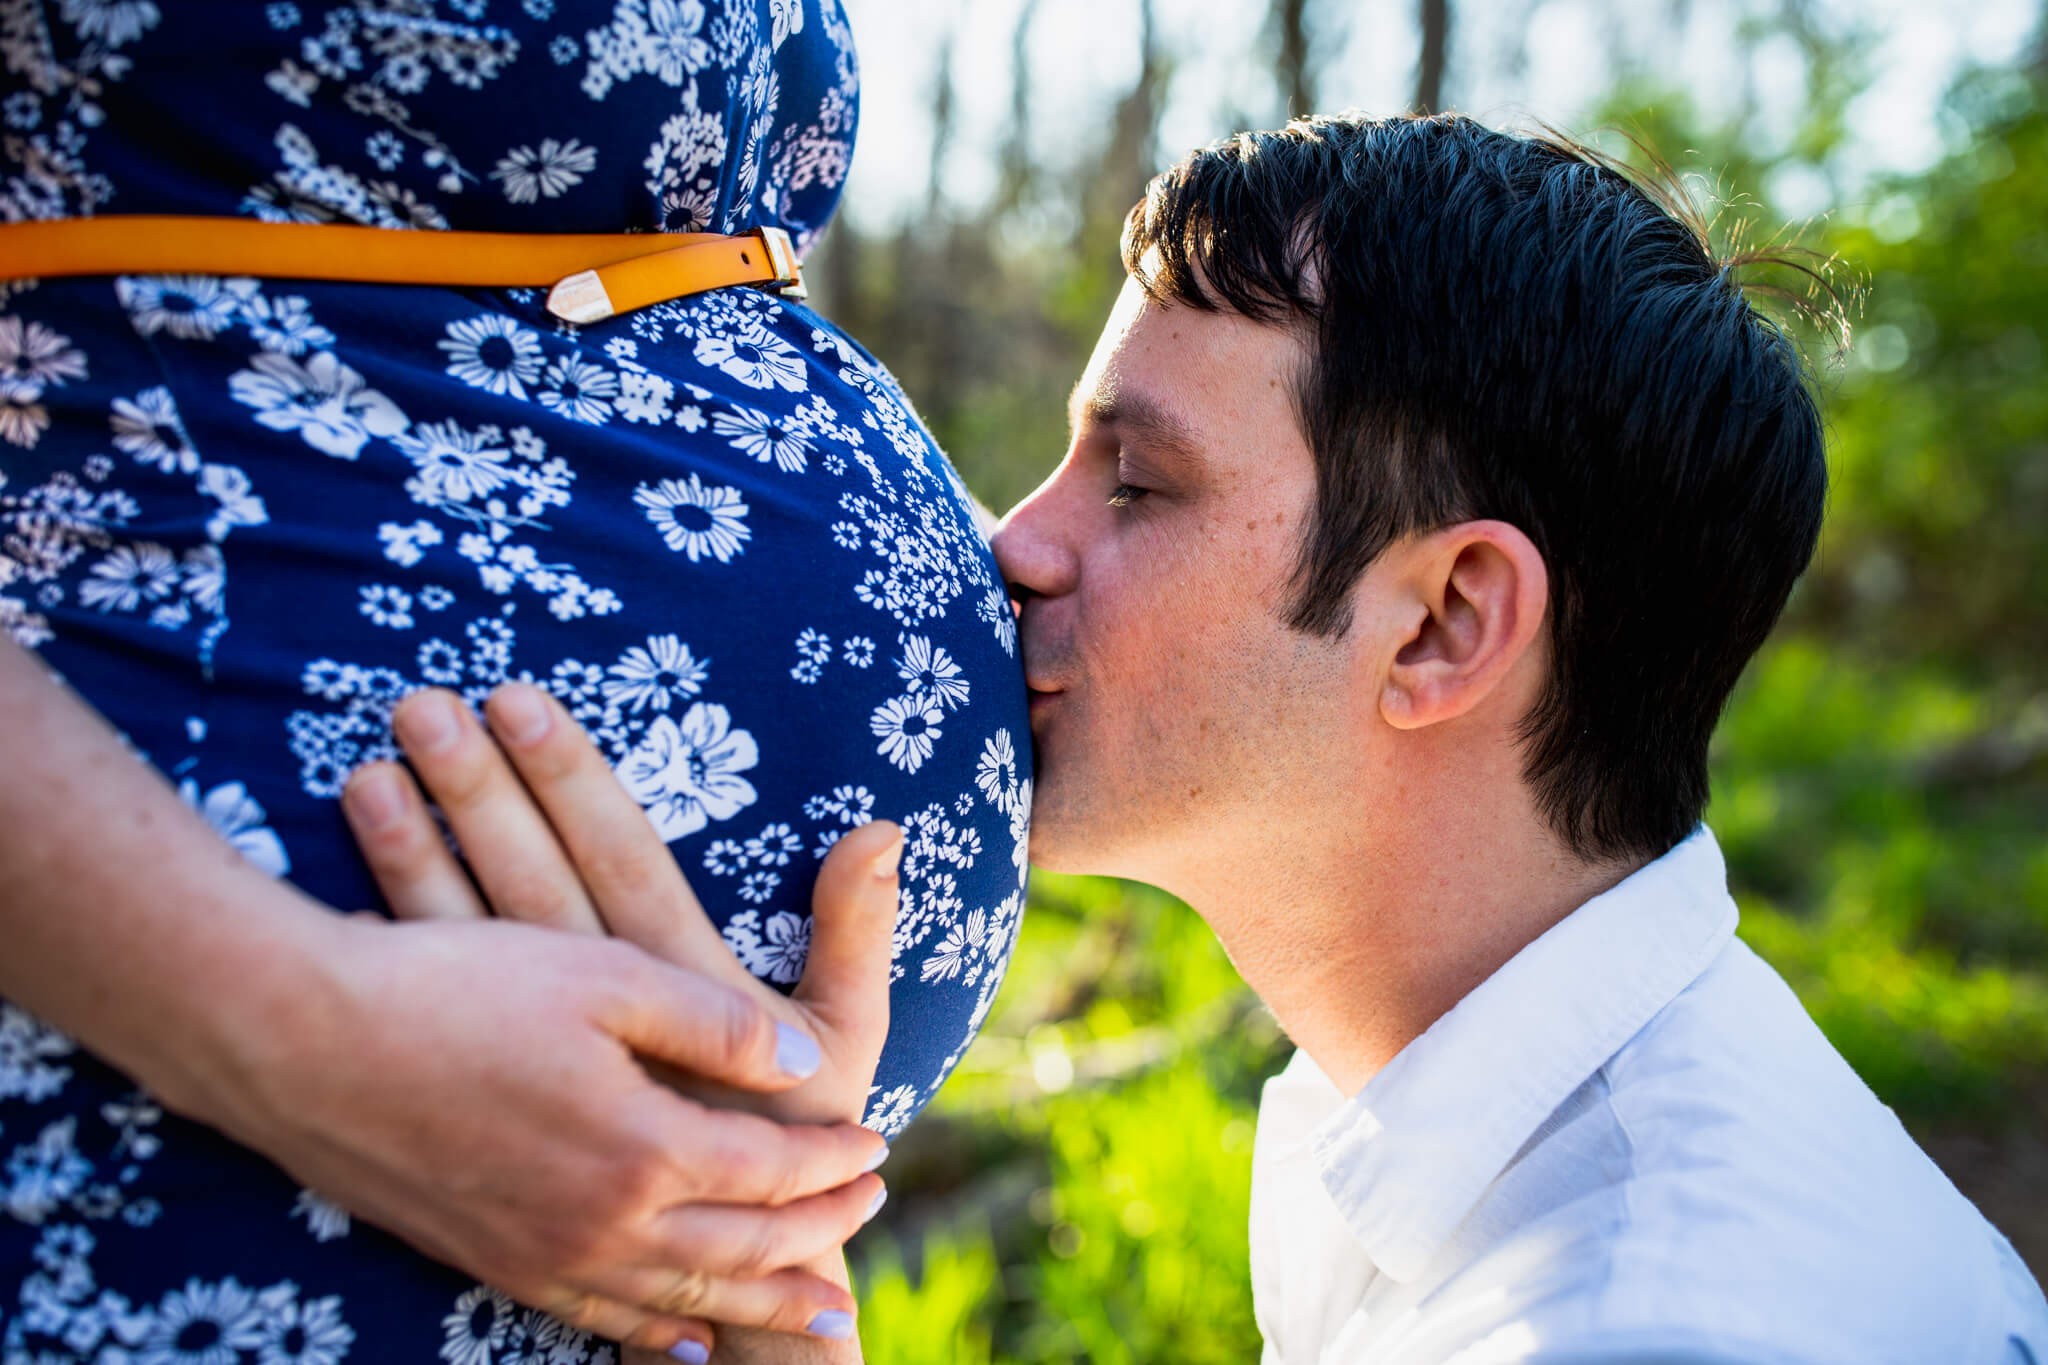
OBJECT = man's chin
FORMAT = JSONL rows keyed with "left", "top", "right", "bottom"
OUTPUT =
{"left": 1023, "top": 806, "right": 1136, "bottom": 880}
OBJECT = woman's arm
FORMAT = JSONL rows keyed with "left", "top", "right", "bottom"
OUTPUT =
{"left": 0, "top": 635, "right": 882, "bottom": 1356}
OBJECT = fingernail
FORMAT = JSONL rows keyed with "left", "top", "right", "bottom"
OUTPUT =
{"left": 864, "top": 1184, "right": 887, "bottom": 1222}
{"left": 400, "top": 691, "right": 462, "bottom": 754}
{"left": 347, "top": 766, "right": 403, "bottom": 831}
{"left": 874, "top": 832, "right": 903, "bottom": 880}
{"left": 806, "top": 1310, "right": 855, "bottom": 1340}
{"left": 861, "top": 1143, "right": 890, "bottom": 1173}
{"left": 775, "top": 1022, "right": 821, "bottom": 1080}
{"left": 491, "top": 683, "right": 551, "bottom": 746}
{"left": 668, "top": 1341, "right": 710, "bottom": 1365}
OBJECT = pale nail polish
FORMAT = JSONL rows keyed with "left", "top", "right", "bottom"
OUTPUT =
{"left": 806, "top": 1310, "right": 855, "bottom": 1340}
{"left": 775, "top": 1022, "right": 821, "bottom": 1080}
{"left": 864, "top": 1185, "right": 887, "bottom": 1222}
{"left": 861, "top": 1144, "right": 889, "bottom": 1173}
{"left": 668, "top": 1340, "right": 710, "bottom": 1364}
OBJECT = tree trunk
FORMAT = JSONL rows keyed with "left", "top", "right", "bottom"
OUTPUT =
{"left": 1273, "top": 0, "right": 1315, "bottom": 118}
{"left": 1414, "top": 0, "right": 1450, "bottom": 114}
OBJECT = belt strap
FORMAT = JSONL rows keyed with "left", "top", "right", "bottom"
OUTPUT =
{"left": 0, "top": 216, "right": 805, "bottom": 323}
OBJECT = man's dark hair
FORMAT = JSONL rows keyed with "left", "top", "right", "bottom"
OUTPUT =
{"left": 1123, "top": 113, "right": 1829, "bottom": 864}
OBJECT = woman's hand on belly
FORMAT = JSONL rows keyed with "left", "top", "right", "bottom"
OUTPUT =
{"left": 0, "top": 638, "right": 880, "bottom": 1364}
{"left": 342, "top": 682, "right": 900, "bottom": 1354}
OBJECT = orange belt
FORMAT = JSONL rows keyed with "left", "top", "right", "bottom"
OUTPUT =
{"left": 0, "top": 216, "right": 806, "bottom": 324}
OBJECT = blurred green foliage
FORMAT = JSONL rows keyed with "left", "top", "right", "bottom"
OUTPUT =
{"left": 829, "top": 19, "right": 2048, "bottom": 1361}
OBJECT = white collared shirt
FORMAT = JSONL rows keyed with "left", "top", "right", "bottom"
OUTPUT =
{"left": 1249, "top": 828, "right": 2048, "bottom": 1364}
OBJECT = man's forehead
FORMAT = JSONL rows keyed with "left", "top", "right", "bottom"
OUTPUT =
{"left": 1069, "top": 276, "right": 1297, "bottom": 447}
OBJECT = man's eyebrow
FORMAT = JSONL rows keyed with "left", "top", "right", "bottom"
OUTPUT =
{"left": 1071, "top": 387, "right": 1205, "bottom": 465}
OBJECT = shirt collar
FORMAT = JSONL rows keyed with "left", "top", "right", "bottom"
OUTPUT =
{"left": 1310, "top": 825, "right": 1738, "bottom": 1282}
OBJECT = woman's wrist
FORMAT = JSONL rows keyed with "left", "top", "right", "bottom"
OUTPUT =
{"left": 135, "top": 882, "right": 363, "bottom": 1138}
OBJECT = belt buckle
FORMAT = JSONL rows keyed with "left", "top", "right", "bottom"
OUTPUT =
{"left": 757, "top": 226, "right": 806, "bottom": 301}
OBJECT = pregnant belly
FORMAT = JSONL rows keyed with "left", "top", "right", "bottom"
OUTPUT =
{"left": 1, "top": 274, "right": 1031, "bottom": 1139}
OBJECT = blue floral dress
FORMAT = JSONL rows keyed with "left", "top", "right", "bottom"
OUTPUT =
{"left": 0, "top": 1, "right": 1030, "bottom": 1359}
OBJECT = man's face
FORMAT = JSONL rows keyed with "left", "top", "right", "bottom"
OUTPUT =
{"left": 991, "top": 277, "right": 1357, "bottom": 890}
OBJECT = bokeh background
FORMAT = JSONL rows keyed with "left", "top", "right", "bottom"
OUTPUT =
{"left": 815, "top": 1, "right": 2048, "bottom": 1359}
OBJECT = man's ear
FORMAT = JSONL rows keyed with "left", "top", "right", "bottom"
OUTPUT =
{"left": 1379, "top": 520, "right": 1548, "bottom": 731}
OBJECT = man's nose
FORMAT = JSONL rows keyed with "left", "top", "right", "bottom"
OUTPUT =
{"left": 991, "top": 479, "right": 1080, "bottom": 604}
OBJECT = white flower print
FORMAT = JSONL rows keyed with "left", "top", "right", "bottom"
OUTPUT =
{"left": 0, "top": 389, "right": 48, "bottom": 447}
{"left": 900, "top": 803, "right": 981, "bottom": 882}
{"left": 241, "top": 292, "right": 336, "bottom": 356}
{"left": 58, "top": 0, "right": 162, "bottom": 45}
{"left": 467, "top": 616, "right": 514, "bottom": 681}
{"left": 108, "top": 386, "right": 201, "bottom": 475}
{"left": 536, "top": 354, "right": 618, "bottom": 424}
{"left": 1010, "top": 779, "right": 1033, "bottom": 875}
{"left": 358, "top": 583, "right": 415, "bottom": 630}
{"left": 492, "top": 137, "right": 597, "bottom": 202}
{"left": 199, "top": 462, "right": 270, "bottom": 542}
{"left": 0, "top": 1005, "right": 74, "bottom": 1104}
{"left": 229, "top": 350, "right": 408, "bottom": 460}
{"left": 921, "top": 907, "right": 987, "bottom": 984}
{"left": 634, "top": 472, "right": 750, "bottom": 563}
{"left": 616, "top": 703, "right": 760, "bottom": 841}
{"left": 365, "top": 128, "right": 405, "bottom": 170}
{"left": 3, "top": 1116, "right": 92, "bottom": 1221}
{"left": 897, "top": 634, "right": 971, "bottom": 711}
{"left": 743, "top": 821, "right": 802, "bottom": 867}
{"left": 441, "top": 1284, "right": 514, "bottom": 1365}
{"left": 843, "top": 634, "right": 874, "bottom": 667}
{"left": 864, "top": 1083, "right": 920, "bottom": 1140}
{"left": 394, "top": 420, "right": 514, "bottom": 503}
{"left": 712, "top": 403, "right": 809, "bottom": 472}
{"left": 78, "top": 541, "right": 177, "bottom": 612}
{"left": 978, "top": 586, "right": 1019, "bottom": 657}
{"left": 615, "top": 368, "right": 675, "bottom": 424}
{"left": 178, "top": 779, "right": 290, "bottom": 878}
{"left": 417, "top": 637, "right": 463, "bottom": 683}
{"left": 695, "top": 324, "right": 806, "bottom": 394}
{"left": 643, "top": 0, "right": 713, "bottom": 82}
{"left": 976, "top": 729, "right": 1022, "bottom": 816}
{"left": 140, "top": 1276, "right": 269, "bottom": 1361}
{"left": 804, "top": 783, "right": 875, "bottom": 828}
{"left": 115, "top": 275, "right": 245, "bottom": 340}
{"left": 702, "top": 837, "right": 745, "bottom": 876}
{"left": 737, "top": 869, "right": 780, "bottom": 904}
{"left": 871, "top": 693, "right": 943, "bottom": 774}
{"left": 603, "top": 634, "right": 708, "bottom": 712}
{"left": 256, "top": 1292, "right": 356, "bottom": 1365}
{"left": 723, "top": 908, "right": 809, "bottom": 984}
{"left": 265, "top": 56, "right": 318, "bottom": 105}
{"left": 0, "top": 316, "right": 87, "bottom": 398}
{"left": 439, "top": 315, "right": 546, "bottom": 401}
{"left": 379, "top": 518, "right": 445, "bottom": 567}
{"left": 499, "top": 1307, "right": 586, "bottom": 1365}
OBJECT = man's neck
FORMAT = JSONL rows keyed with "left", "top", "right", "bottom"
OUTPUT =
{"left": 1173, "top": 792, "right": 1640, "bottom": 1097}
